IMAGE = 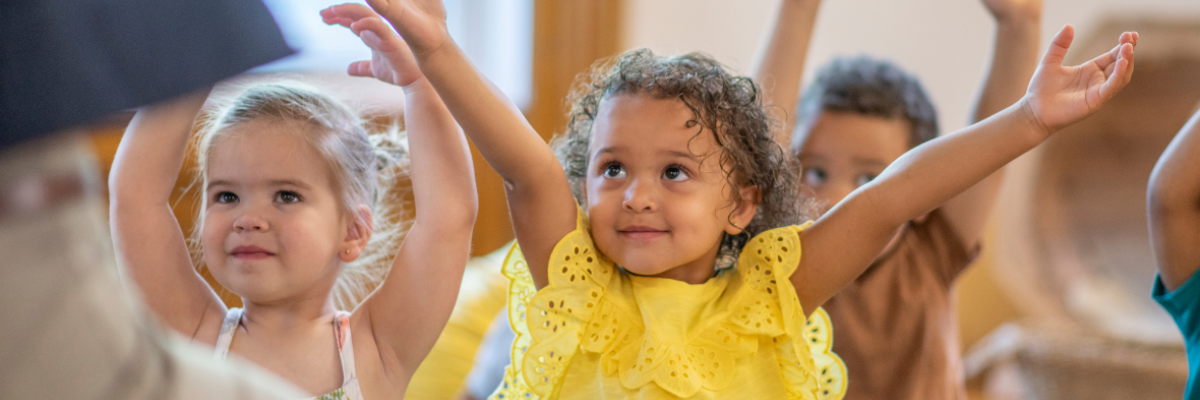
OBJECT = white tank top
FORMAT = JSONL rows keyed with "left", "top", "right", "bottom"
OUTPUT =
{"left": 213, "top": 308, "right": 364, "bottom": 400}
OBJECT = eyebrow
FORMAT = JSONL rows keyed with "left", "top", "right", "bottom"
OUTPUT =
{"left": 660, "top": 149, "right": 703, "bottom": 161}
{"left": 851, "top": 158, "right": 891, "bottom": 169}
{"left": 206, "top": 179, "right": 313, "bottom": 190}
{"left": 593, "top": 147, "right": 703, "bottom": 161}
{"left": 796, "top": 154, "right": 826, "bottom": 163}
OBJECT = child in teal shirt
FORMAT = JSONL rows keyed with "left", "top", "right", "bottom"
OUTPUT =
{"left": 1149, "top": 104, "right": 1200, "bottom": 400}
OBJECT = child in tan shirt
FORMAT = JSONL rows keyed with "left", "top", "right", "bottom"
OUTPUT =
{"left": 751, "top": 0, "right": 1044, "bottom": 398}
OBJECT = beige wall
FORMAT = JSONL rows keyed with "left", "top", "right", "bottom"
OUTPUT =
{"left": 621, "top": 0, "right": 1200, "bottom": 138}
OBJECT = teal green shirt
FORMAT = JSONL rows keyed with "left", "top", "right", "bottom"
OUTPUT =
{"left": 1154, "top": 272, "right": 1200, "bottom": 400}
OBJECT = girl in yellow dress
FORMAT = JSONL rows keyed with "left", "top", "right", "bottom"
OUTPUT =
{"left": 325, "top": 1, "right": 1138, "bottom": 398}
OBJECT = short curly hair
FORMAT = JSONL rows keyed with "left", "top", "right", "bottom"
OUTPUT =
{"left": 551, "top": 48, "right": 801, "bottom": 257}
{"left": 793, "top": 56, "right": 939, "bottom": 153}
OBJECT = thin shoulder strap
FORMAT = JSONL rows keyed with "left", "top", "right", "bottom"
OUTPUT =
{"left": 334, "top": 311, "right": 364, "bottom": 400}
{"left": 213, "top": 307, "right": 243, "bottom": 361}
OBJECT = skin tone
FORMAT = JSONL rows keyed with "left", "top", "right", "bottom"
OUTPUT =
{"left": 109, "top": 6, "right": 477, "bottom": 397}
{"left": 585, "top": 94, "right": 758, "bottom": 284}
{"left": 352, "top": 0, "right": 1136, "bottom": 316}
{"left": 1149, "top": 108, "right": 1200, "bottom": 291}
{"left": 749, "top": 0, "right": 824, "bottom": 146}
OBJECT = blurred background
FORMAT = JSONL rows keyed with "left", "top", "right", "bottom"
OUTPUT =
{"left": 81, "top": 0, "right": 1200, "bottom": 398}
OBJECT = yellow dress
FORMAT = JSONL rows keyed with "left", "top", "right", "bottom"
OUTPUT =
{"left": 491, "top": 212, "right": 847, "bottom": 400}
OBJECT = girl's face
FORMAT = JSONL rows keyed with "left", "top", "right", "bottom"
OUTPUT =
{"left": 201, "top": 119, "right": 355, "bottom": 304}
{"left": 585, "top": 94, "right": 758, "bottom": 283}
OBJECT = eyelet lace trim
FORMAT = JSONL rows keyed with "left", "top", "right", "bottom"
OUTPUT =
{"left": 492, "top": 214, "right": 846, "bottom": 400}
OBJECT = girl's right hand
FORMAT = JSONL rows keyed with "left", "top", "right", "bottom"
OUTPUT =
{"left": 322, "top": 4, "right": 424, "bottom": 88}
{"left": 361, "top": 0, "right": 450, "bottom": 58}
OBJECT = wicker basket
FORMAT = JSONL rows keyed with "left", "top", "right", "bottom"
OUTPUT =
{"left": 965, "top": 322, "right": 1187, "bottom": 400}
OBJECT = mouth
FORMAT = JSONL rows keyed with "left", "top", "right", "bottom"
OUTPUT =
{"left": 230, "top": 245, "right": 275, "bottom": 260}
{"left": 618, "top": 225, "right": 669, "bottom": 241}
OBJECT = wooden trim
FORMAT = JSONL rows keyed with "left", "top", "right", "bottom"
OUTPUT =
{"left": 527, "top": 0, "right": 624, "bottom": 140}
{"left": 470, "top": 0, "right": 624, "bottom": 255}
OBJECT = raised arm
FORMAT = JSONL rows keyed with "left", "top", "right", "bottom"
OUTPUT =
{"left": 748, "top": 0, "right": 823, "bottom": 145}
{"left": 940, "top": 0, "right": 1042, "bottom": 249}
{"left": 322, "top": 4, "right": 478, "bottom": 375}
{"left": 1149, "top": 107, "right": 1200, "bottom": 291}
{"left": 109, "top": 88, "right": 227, "bottom": 339}
{"left": 347, "top": 0, "right": 577, "bottom": 289}
{"left": 793, "top": 26, "right": 1137, "bottom": 315}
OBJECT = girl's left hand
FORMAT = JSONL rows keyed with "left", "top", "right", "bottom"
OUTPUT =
{"left": 322, "top": 3, "right": 423, "bottom": 88}
{"left": 1023, "top": 25, "right": 1137, "bottom": 136}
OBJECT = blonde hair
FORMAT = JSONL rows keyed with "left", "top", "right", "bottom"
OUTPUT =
{"left": 190, "top": 81, "right": 409, "bottom": 310}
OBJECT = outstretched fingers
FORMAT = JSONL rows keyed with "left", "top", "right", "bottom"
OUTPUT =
{"left": 321, "top": 3, "right": 383, "bottom": 27}
{"left": 348, "top": 60, "right": 373, "bottom": 78}
{"left": 1096, "top": 39, "right": 1136, "bottom": 102}
{"left": 1040, "top": 24, "right": 1076, "bottom": 68}
{"left": 1091, "top": 32, "right": 1136, "bottom": 74}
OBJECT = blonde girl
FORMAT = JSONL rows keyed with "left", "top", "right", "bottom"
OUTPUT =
{"left": 108, "top": 10, "right": 477, "bottom": 399}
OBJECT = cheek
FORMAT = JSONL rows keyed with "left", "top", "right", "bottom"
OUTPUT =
{"left": 278, "top": 211, "right": 337, "bottom": 250}
{"left": 667, "top": 188, "right": 730, "bottom": 231}
{"left": 806, "top": 185, "right": 834, "bottom": 207}
{"left": 199, "top": 212, "right": 229, "bottom": 263}
{"left": 585, "top": 180, "right": 618, "bottom": 213}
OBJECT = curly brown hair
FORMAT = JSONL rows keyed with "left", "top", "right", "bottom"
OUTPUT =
{"left": 551, "top": 48, "right": 802, "bottom": 258}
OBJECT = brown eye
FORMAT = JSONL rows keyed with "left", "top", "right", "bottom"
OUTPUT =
{"left": 662, "top": 166, "right": 688, "bottom": 181}
{"left": 802, "top": 168, "right": 827, "bottom": 186}
{"left": 276, "top": 191, "right": 301, "bottom": 204}
{"left": 602, "top": 163, "right": 626, "bottom": 179}
{"left": 854, "top": 173, "right": 876, "bottom": 187}
{"left": 215, "top": 192, "right": 238, "bottom": 204}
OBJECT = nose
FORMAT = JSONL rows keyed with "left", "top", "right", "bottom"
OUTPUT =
{"left": 622, "top": 177, "right": 657, "bottom": 213}
{"left": 232, "top": 209, "right": 269, "bottom": 232}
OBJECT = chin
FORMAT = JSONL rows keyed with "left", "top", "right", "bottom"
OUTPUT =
{"left": 611, "top": 256, "right": 674, "bottom": 276}
{"left": 229, "top": 285, "right": 292, "bottom": 305}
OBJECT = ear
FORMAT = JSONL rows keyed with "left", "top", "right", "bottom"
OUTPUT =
{"left": 724, "top": 185, "right": 761, "bottom": 235}
{"left": 339, "top": 205, "right": 373, "bottom": 263}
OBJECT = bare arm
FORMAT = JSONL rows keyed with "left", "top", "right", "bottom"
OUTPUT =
{"left": 109, "top": 88, "right": 226, "bottom": 338}
{"left": 1149, "top": 107, "right": 1200, "bottom": 291}
{"left": 748, "top": 0, "right": 823, "bottom": 146}
{"left": 793, "top": 26, "right": 1138, "bottom": 315}
{"left": 322, "top": 5, "right": 478, "bottom": 375}
{"left": 941, "top": 0, "right": 1042, "bottom": 249}
{"left": 356, "top": 0, "right": 577, "bottom": 289}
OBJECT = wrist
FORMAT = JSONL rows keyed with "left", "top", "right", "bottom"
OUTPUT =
{"left": 783, "top": 0, "right": 822, "bottom": 11}
{"left": 408, "top": 26, "right": 453, "bottom": 61}
{"left": 993, "top": 12, "right": 1042, "bottom": 30}
{"left": 400, "top": 75, "right": 434, "bottom": 95}
{"left": 1016, "top": 97, "right": 1053, "bottom": 141}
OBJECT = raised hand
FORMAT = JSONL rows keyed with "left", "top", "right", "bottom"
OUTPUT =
{"left": 322, "top": 3, "right": 424, "bottom": 87}
{"left": 1024, "top": 25, "right": 1137, "bottom": 136}
{"left": 982, "top": 0, "right": 1043, "bottom": 23}
{"left": 359, "top": 0, "right": 449, "bottom": 57}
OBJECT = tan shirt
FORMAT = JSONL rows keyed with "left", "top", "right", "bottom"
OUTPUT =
{"left": 822, "top": 210, "right": 978, "bottom": 400}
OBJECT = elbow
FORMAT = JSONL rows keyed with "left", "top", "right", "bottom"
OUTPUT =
{"left": 107, "top": 174, "right": 136, "bottom": 212}
{"left": 1147, "top": 181, "right": 1200, "bottom": 218}
{"left": 428, "top": 197, "right": 479, "bottom": 234}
